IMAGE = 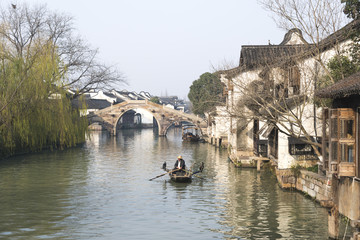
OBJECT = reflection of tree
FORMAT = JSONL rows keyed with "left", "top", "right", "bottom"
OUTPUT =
{"left": 0, "top": 149, "right": 91, "bottom": 237}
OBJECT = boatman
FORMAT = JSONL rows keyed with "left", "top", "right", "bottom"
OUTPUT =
{"left": 174, "top": 155, "right": 186, "bottom": 170}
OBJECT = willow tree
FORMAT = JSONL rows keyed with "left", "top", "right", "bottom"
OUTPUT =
{"left": 0, "top": 3, "right": 124, "bottom": 101}
{"left": 0, "top": 40, "right": 87, "bottom": 157}
{"left": 0, "top": 3, "right": 124, "bottom": 157}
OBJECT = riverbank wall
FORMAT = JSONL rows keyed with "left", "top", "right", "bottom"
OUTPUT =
{"left": 227, "top": 154, "right": 360, "bottom": 239}
{"left": 276, "top": 168, "right": 332, "bottom": 204}
{"left": 227, "top": 155, "right": 334, "bottom": 204}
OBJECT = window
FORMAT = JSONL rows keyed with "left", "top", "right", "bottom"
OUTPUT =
{"left": 327, "top": 108, "right": 356, "bottom": 176}
{"left": 340, "top": 143, "right": 354, "bottom": 163}
{"left": 340, "top": 119, "right": 354, "bottom": 139}
{"left": 289, "top": 66, "right": 300, "bottom": 95}
{"left": 288, "top": 137, "right": 315, "bottom": 155}
{"left": 289, "top": 144, "right": 314, "bottom": 155}
{"left": 257, "top": 140, "right": 268, "bottom": 157}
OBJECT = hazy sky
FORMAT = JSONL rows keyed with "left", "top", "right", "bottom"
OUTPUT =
{"left": 2, "top": 0, "right": 284, "bottom": 99}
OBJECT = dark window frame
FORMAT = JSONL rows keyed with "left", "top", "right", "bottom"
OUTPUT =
{"left": 288, "top": 136, "right": 317, "bottom": 156}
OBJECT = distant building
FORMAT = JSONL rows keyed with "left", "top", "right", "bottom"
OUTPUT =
{"left": 159, "top": 96, "right": 190, "bottom": 113}
{"left": 71, "top": 98, "right": 111, "bottom": 116}
{"left": 86, "top": 90, "right": 121, "bottom": 104}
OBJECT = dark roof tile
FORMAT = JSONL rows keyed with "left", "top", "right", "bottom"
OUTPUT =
{"left": 316, "top": 72, "right": 360, "bottom": 99}
{"left": 72, "top": 99, "right": 112, "bottom": 109}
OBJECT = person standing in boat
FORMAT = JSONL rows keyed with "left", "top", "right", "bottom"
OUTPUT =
{"left": 174, "top": 155, "right": 186, "bottom": 170}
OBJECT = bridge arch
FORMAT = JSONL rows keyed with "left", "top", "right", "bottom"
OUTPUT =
{"left": 161, "top": 120, "right": 200, "bottom": 137}
{"left": 88, "top": 100, "right": 207, "bottom": 137}
{"left": 112, "top": 107, "right": 162, "bottom": 136}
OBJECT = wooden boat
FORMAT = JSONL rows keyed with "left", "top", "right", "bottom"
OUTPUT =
{"left": 169, "top": 169, "right": 192, "bottom": 183}
{"left": 182, "top": 124, "right": 201, "bottom": 142}
{"left": 160, "top": 162, "right": 204, "bottom": 183}
{"left": 149, "top": 162, "right": 203, "bottom": 182}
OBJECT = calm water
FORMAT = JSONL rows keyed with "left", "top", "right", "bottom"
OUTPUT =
{"left": 0, "top": 128, "right": 332, "bottom": 239}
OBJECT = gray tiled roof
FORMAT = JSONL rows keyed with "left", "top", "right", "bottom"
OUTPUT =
{"left": 239, "top": 45, "right": 311, "bottom": 71}
{"left": 217, "top": 19, "right": 360, "bottom": 77}
{"left": 315, "top": 72, "right": 360, "bottom": 99}
{"left": 71, "top": 98, "right": 112, "bottom": 109}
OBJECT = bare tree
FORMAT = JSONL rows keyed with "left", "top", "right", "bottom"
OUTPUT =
{"left": 259, "top": 0, "right": 351, "bottom": 79}
{"left": 224, "top": 61, "right": 323, "bottom": 156}
{"left": 260, "top": 0, "right": 348, "bottom": 42}
{"left": 210, "top": 1, "right": 355, "bottom": 159}
{"left": 0, "top": 3, "right": 125, "bottom": 106}
{"left": 210, "top": 58, "right": 237, "bottom": 72}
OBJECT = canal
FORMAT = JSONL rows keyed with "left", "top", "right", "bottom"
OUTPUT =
{"left": 0, "top": 128, "right": 336, "bottom": 239}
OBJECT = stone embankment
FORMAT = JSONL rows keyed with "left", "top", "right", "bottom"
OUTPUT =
{"left": 276, "top": 169, "right": 332, "bottom": 204}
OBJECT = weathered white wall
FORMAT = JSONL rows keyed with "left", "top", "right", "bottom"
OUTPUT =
{"left": 213, "top": 106, "right": 230, "bottom": 139}
{"left": 222, "top": 70, "right": 260, "bottom": 153}
{"left": 133, "top": 108, "right": 153, "bottom": 124}
{"left": 218, "top": 34, "right": 353, "bottom": 168}
{"left": 270, "top": 39, "right": 352, "bottom": 169}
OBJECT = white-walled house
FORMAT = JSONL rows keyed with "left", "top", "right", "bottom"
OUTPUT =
{"left": 211, "top": 19, "right": 360, "bottom": 239}
{"left": 132, "top": 108, "right": 154, "bottom": 127}
{"left": 217, "top": 21, "right": 356, "bottom": 172}
{"left": 87, "top": 90, "right": 119, "bottom": 104}
{"left": 207, "top": 105, "right": 231, "bottom": 148}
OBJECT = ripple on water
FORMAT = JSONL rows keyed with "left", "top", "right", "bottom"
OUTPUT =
{"left": 0, "top": 130, "right": 332, "bottom": 240}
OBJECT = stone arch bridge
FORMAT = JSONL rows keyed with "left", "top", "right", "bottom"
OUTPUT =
{"left": 87, "top": 100, "right": 207, "bottom": 136}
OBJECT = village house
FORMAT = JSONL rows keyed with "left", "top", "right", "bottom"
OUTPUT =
{"left": 210, "top": 19, "right": 360, "bottom": 239}
{"left": 206, "top": 105, "right": 230, "bottom": 148}
{"left": 316, "top": 72, "right": 360, "bottom": 239}
{"left": 212, "top": 28, "right": 320, "bottom": 169}
{"left": 158, "top": 96, "right": 190, "bottom": 113}
{"left": 214, "top": 20, "right": 356, "bottom": 168}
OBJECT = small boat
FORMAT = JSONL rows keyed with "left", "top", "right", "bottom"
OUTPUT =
{"left": 161, "top": 161, "right": 204, "bottom": 183}
{"left": 182, "top": 124, "right": 201, "bottom": 142}
{"left": 169, "top": 170, "right": 192, "bottom": 183}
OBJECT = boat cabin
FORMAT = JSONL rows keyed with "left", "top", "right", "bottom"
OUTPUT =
{"left": 182, "top": 124, "right": 201, "bottom": 142}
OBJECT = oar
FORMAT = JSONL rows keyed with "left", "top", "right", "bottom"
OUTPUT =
{"left": 183, "top": 169, "right": 205, "bottom": 179}
{"left": 149, "top": 168, "right": 178, "bottom": 181}
{"left": 191, "top": 174, "right": 204, "bottom": 180}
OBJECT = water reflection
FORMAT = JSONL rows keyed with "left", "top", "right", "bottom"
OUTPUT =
{"left": 0, "top": 128, "right": 332, "bottom": 239}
